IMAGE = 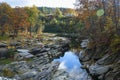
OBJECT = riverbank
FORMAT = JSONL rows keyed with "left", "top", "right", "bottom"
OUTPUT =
{"left": 0, "top": 33, "right": 71, "bottom": 80}
{"left": 57, "top": 32, "right": 120, "bottom": 80}
{"left": 0, "top": 32, "right": 119, "bottom": 80}
{"left": 77, "top": 39, "right": 120, "bottom": 80}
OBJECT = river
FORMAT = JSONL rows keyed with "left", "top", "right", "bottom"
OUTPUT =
{"left": 53, "top": 51, "right": 92, "bottom": 80}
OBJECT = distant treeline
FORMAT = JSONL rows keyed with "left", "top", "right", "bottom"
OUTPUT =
{"left": 0, "top": 2, "right": 81, "bottom": 37}
{"left": 38, "top": 7, "right": 67, "bottom": 14}
{"left": 37, "top": 7, "right": 82, "bottom": 33}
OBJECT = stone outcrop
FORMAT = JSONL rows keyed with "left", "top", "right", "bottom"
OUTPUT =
{"left": 0, "top": 42, "right": 7, "bottom": 48}
{"left": 0, "top": 61, "right": 59, "bottom": 80}
{"left": 0, "top": 48, "right": 8, "bottom": 58}
{"left": 0, "top": 36, "right": 70, "bottom": 80}
{"left": 78, "top": 39, "right": 120, "bottom": 80}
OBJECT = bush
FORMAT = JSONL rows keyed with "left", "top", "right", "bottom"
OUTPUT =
{"left": 0, "top": 36, "right": 9, "bottom": 41}
{"left": 110, "top": 34, "right": 120, "bottom": 53}
{"left": 3, "top": 68, "right": 15, "bottom": 77}
{"left": 7, "top": 49, "right": 16, "bottom": 58}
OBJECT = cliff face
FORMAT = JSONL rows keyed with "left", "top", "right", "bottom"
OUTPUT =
{"left": 78, "top": 39, "right": 120, "bottom": 80}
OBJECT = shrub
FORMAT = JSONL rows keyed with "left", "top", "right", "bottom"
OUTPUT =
{"left": 3, "top": 68, "right": 15, "bottom": 77}
{"left": 7, "top": 49, "right": 16, "bottom": 58}
{"left": 110, "top": 35, "right": 120, "bottom": 53}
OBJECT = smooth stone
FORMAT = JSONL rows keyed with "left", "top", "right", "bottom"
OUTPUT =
{"left": 80, "top": 39, "right": 89, "bottom": 48}
{"left": 21, "top": 70, "right": 38, "bottom": 79}
{"left": 0, "top": 48, "right": 8, "bottom": 58}
{"left": 89, "top": 64, "right": 111, "bottom": 75}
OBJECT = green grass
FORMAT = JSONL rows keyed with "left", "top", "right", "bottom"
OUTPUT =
{"left": 0, "top": 59, "right": 13, "bottom": 64}
{"left": 0, "top": 36, "right": 9, "bottom": 41}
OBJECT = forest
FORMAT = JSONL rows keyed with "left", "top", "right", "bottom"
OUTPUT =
{"left": 0, "top": 0, "right": 120, "bottom": 80}
{"left": 0, "top": 2, "right": 80, "bottom": 38}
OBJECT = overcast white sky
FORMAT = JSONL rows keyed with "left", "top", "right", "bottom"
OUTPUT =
{"left": 0, "top": 0, "right": 76, "bottom": 8}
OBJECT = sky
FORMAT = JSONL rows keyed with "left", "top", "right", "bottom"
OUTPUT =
{"left": 0, "top": 0, "right": 76, "bottom": 8}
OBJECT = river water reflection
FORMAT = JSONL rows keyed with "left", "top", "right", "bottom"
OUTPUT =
{"left": 54, "top": 51, "right": 91, "bottom": 80}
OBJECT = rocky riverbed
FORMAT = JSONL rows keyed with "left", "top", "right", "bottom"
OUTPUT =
{"left": 1, "top": 33, "right": 119, "bottom": 80}
{"left": 78, "top": 39, "right": 120, "bottom": 80}
{"left": 0, "top": 34, "right": 71, "bottom": 80}
{"left": 0, "top": 33, "right": 92, "bottom": 80}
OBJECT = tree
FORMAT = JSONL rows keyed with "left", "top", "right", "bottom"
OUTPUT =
{"left": 54, "top": 8, "right": 63, "bottom": 18}
{"left": 0, "top": 2, "right": 13, "bottom": 36}
{"left": 75, "top": 0, "right": 120, "bottom": 48}
{"left": 34, "top": 18, "right": 44, "bottom": 34}
{"left": 12, "top": 7, "right": 30, "bottom": 37}
{"left": 75, "top": 0, "right": 120, "bottom": 34}
{"left": 25, "top": 5, "right": 39, "bottom": 36}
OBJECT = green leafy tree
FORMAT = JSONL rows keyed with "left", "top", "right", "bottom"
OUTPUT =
{"left": 55, "top": 8, "right": 63, "bottom": 18}
{"left": 25, "top": 5, "right": 39, "bottom": 36}
{"left": 34, "top": 18, "right": 44, "bottom": 34}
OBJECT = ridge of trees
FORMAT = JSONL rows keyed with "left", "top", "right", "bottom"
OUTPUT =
{"left": 75, "top": 0, "right": 120, "bottom": 53}
{"left": 0, "top": 3, "right": 79, "bottom": 38}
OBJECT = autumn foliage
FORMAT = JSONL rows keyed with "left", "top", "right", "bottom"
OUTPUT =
{"left": 0, "top": 2, "right": 39, "bottom": 37}
{"left": 75, "top": 0, "right": 120, "bottom": 53}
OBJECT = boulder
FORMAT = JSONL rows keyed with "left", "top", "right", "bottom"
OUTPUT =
{"left": 96, "top": 54, "right": 110, "bottom": 65}
{"left": 21, "top": 70, "right": 38, "bottom": 79}
{"left": 104, "top": 63, "right": 120, "bottom": 80}
{"left": 0, "top": 42, "right": 7, "bottom": 48}
{"left": 89, "top": 64, "right": 111, "bottom": 75}
{"left": 4, "top": 61, "right": 30, "bottom": 74}
{"left": 29, "top": 48, "right": 41, "bottom": 55}
{"left": 15, "top": 49, "right": 34, "bottom": 60}
{"left": 97, "top": 52, "right": 120, "bottom": 65}
{"left": 0, "top": 48, "right": 8, "bottom": 58}
{"left": 92, "top": 46, "right": 108, "bottom": 60}
{"left": 79, "top": 50, "right": 90, "bottom": 62}
{"left": 105, "top": 69, "right": 120, "bottom": 80}
{"left": 80, "top": 39, "right": 89, "bottom": 48}
{"left": 9, "top": 42, "right": 21, "bottom": 46}
{"left": 34, "top": 62, "right": 59, "bottom": 80}
{"left": 52, "top": 70, "right": 69, "bottom": 80}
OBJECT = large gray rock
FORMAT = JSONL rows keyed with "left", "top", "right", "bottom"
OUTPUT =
{"left": 104, "top": 63, "right": 120, "bottom": 80}
{"left": 9, "top": 42, "right": 21, "bottom": 46}
{"left": 21, "top": 70, "right": 38, "bottom": 79}
{"left": 97, "top": 52, "right": 120, "bottom": 65}
{"left": 0, "top": 48, "right": 8, "bottom": 58}
{"left": 34, "top": 62, "right": 59, "bottom": 80}
{"left": 0, "top": 42, "right": 7, "bottom": 48}
{"left": 79, "top": 50, "right": 90, "bottom": 62}
{"left": 105, "top": 70, "right": 120, "bottom": 80}
{"left": 0, "top": 60, "right": 60, "bottom": 80}
{"left": 15, "top": 49, "right": 34, "bottom": 60}
{"left": 29, "top": 47, "right": 49, "bottom": 55}
{"left": 52, "top": 68, "right": 92, "bottom": 80}
{"left": 89, "top": 64, "right": 111, "bottom": 75}
{"left": 52, "top": 70, "right": 69, "bottom": 80}
{"left": 96, "top": 54, "right": 110, "bottom": 65}
{"left": 4, "top": 61, "right": 30, "bottom": 74}
{"left": 80, "top": 39, "right": 89, "bottom": 48}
